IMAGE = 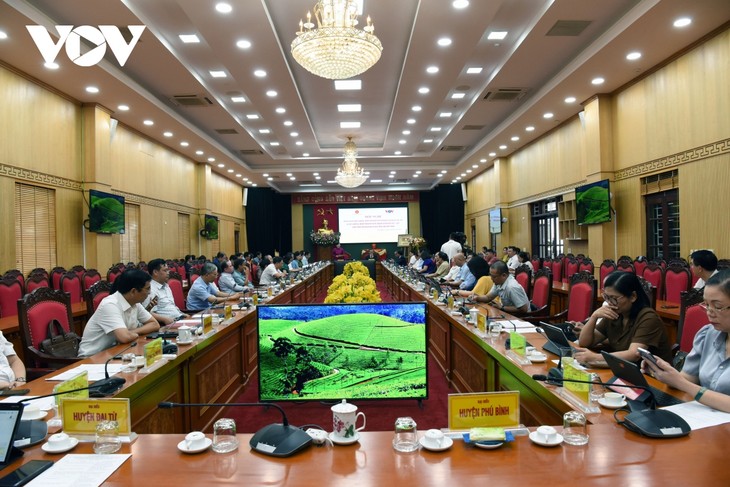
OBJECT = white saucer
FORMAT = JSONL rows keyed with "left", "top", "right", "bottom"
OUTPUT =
{"left": 176, "top": 340, "right": 193, "bottom": 345}
{"left": 329, "top": 431, "right": 360, "bottom": 445}
{"left": 529, "top": 431, "right": 563, "bottom": 447}
{"left": 528, "top": 353, "right": 548, "bottom": 363}
{"left": 21, "top": 411, "right": 47, "bottom": 421}
{"left": 42, "top": 437, "right": 79, "bottom": 454}
{"left": 597, "top": 398, "right": 627, "bottom": 409}
{"left": 474, "top": 440, "right": 504, "bottom": 450}
{"left": 436, "top": 301, "right": 446, "bottom": 306}
{"left": 177, "top": 437, "right": 212, "bottom": 454}
{"left": 419, "top": 436, "right": 453, "bottom": 452}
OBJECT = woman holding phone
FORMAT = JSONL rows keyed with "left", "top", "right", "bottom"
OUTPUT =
{"left": 643, "top": 270, "right": 730, "bottom": 413}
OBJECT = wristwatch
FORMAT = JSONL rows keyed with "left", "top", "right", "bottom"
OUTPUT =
{"left": 15, "top": 377, "right": 26, "bottom": 382}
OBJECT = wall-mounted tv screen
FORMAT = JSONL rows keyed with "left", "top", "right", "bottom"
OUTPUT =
{"left": 204, "top": 214, "right": 219, "bottom": 240}
{"left": 338, "top": 207, "right": 409, "bottom": 244}
{"left": 489, "top": 208, "right": 502, "bottom": 234}
{"left": 257, "top": 302, "right": 428, "bottom": 402}
{"left": 88, "top": 189, "right": 125, "bottom": 234}
{"left": 576, "top": 179, "right": 611, "bottom": 225}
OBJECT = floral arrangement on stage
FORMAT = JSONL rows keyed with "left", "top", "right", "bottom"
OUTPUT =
{"left": 405, "top": 236, "right": 427, "bottom": 253}
{"left": 310, "top": 229, "right": 341, "bottom": 246}
{"left": 324, "top": 261, "right": 382, "bottom": 304}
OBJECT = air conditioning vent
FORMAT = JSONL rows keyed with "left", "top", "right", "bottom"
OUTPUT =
{"left": 440, "top": 145, "right": 466, "bottom": 152}
{"left": 483, "top": 88, "right": 529, "bottom": 102}
{"left": 546, "top": 20, "right": 592, "bottom": 37}
{"left": 170, "top": 94, "right": 213, "bottom": 106}
{"left": 215, "top": 128, "right": 238, "bottom": 135}
{"left": 238, "top": 149, "right": 264, "bottom": 155}
{"left": 462, "top": 125, "right": 485, "bottom": 131}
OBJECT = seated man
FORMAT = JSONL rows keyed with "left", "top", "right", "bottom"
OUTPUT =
{"left": 231, "top": 258, "right": 251, "bottom": 288}
{"left": 0, "top": 330, "right": 27, "bottom": 390}
{"left": 186, "top": 263, "right": 242, "bottom": 312}
{"left": 474, "top": 261, "right": 530, "bottom": 314}
{"left": 393, "top": 250, "right": 407, "bottom": 266}
{"left": 142, "top": 258, "right": 189, "bottom": 325}
{"left": 219, "top": 259, "right": 249, "bottom": 294}
{"left": 426, "top": 252, "right": 450, "bottom": 278}
{"left": 361, "top": 243, "right": 387, "bottom": 261}
{"left": 260, "top": 256, "right": 287, "bottom": 286}
{"left": 79, "top": 269, "right": 160, "bottom": 357}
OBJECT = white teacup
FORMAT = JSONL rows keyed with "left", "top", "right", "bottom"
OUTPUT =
{"left": 331, "top": 400, "right": 366, "bottom": 439}
{"left": 178, "top": 325, "right": 193, "bottom": 343}
{"left": 22, "top": 404, "right": 40, "bottom": 420}
{"left": 603, "top": 392, "right": 625, "bottom": 406}
{"left": 184, "top": 431, "right": 207, "bottom": 450}
{"left": 133, "top": 355, "right": 145, "bottom": 367}
{"left": 47, "top": 432, "right": 72, "bottom": 448}
{"left": 422, "top": 429, "right": 445, "bottom": 449}
{"left": 536, "top": 425, "right": 558, "bottom": 443}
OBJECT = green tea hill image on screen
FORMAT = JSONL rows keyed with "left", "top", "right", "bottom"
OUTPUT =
{"left": 259, "top": 313, "right": 427, "bottom": 401}
{"left": 90, "top": 194, "right": 124, "bottom": 233}
{"left": 576, "top": 183, "right": 610, "bottom": 224}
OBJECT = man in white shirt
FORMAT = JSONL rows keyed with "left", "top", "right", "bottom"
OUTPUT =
{"left": 0, "top": 331, "right": 26, "bottom": 390}
{"left": 79, "top": 269, "right": 160, "bottom": 357}
{"left": 260, "top": 256, "right": 287, "bottom": 286}
{"left": 219, "top": 259, "right": 249, "bottom": 294}
{"left": 142, "top": 259, "right": 189, "bottom": 325}
{"left": 441, "top": 233, "right": 463, "bottom": 263}
{"left": 691, "top": 250, "right": 719, "bottom": 289}
{"left": 506, "top": 246, "right": 520, "bottom": 271}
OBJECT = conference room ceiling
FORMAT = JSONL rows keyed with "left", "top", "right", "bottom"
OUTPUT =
{"left": 1, "top": 1, "right": 728, "bottom": 193}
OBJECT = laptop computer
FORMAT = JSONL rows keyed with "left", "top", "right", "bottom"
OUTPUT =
{"left": 0, "top": 402, "right": 25, "bottom": 470}
{"left": 538, "top": 322, "right": 576, "bottom": 357}
{"left": 601, "top": 351, "right": 684, "bottom": 407}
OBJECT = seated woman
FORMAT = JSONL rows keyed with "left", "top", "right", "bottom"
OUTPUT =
{"left": 332, "top": 243, "right": 348, "bottom": 260}
{"left": 518, "top": 251, "right": 533, "bottom": 272}
{"left": 574, "top": 271, "right": 671, "bottom": 366}
{"left": 418, "top": 250, "right": 437, "bottom": 274}
{"left": 643, "top": 270, "right": 730, "bottom": 412}
{"left": 453, "top": 255, "right": 493, "bottom": 298}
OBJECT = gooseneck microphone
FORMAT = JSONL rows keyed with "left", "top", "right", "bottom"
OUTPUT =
{"left": 92, "top": 341, "right": 138, "bottom": 397}
{"left": 158, "top": 401, "right": 312, "bottom": 457}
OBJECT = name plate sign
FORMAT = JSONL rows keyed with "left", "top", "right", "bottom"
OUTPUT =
{"left": 202, "top": 314, "right": 213, "bottom": 335}
{"left": 448, "top": 392, "right": 520, "bottom": 430}
{"left": 476, "top": 314, "right": 486, "bottom": 335}
{"left": 144, "top": 337, "right": 163, "bottom": 367}
{"left": 61, "top": 398, "right": 132, "bottom": 437}
{"left": 509, "top": 332, "right": 526, "bottom": 356}
{"left": 53, "top": 371, "right": 89, "bottom": 406}
{"left": 224, "top": 305, "right": 233, "bottom": 320}
{"left": 564, "top": 364, "right": 592, "bottom": 403}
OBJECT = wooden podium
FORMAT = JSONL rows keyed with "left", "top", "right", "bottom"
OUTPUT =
{"left": 316, "top": 245, "right": 332, "bottom": 262}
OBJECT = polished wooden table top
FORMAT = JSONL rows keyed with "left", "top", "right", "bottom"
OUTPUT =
{"left": 12, "top": 427, "right": 730, "bottom": 485}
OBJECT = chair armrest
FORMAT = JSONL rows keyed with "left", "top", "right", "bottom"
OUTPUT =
{"left": 27, "top": 346, "right": 82, "bottom": 364}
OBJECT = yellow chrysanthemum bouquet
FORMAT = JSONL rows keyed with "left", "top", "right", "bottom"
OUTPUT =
{"left": 324, "top": 261, "right": 382, "bottom": 303}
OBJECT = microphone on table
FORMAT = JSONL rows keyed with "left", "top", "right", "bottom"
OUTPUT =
{"left": 92, "top": 341, "right": 138, "bottom": 397}
{"left": 158, "top": 401, "right": 312, "bottom": 457}
{"left": 531, "top": 374, "right": 690, "bottom": 439}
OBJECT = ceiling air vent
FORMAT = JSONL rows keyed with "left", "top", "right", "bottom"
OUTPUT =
{"left": 170, "top": 94, "right": 213, "bottom": 106}
{"left": 462, "top": 125, "right": 485, "bottom": 131}
{"left": 440, "top": 145, "right": 466, "bottom": 152}
{"left": 483, "top": 88, "right": 529, "bottom": 102}
{"left": 546, "top": 20, "right": 592, "bottom": 37}
{"left": 215, "top": 128, "right": 238, "bottom": 135}
{"left": 239, "top": 149, "right": 264, "bottom": 155}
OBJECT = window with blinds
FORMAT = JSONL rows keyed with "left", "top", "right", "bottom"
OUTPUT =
{"left": 14, "top": 183, "right": 57, "bottom": 274}
{"left": 177, "top": 213, "right": 190, "bottom": 258}
{"left": 121, "top": 203, "right": 140, "bottom": 262}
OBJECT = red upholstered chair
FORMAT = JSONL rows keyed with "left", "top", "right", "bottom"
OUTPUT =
{"left": 529, "top": 271, "right": 596, "bottom": 323}
{"left": 250, "top": 264, "right": 259, "bottom": 286}
{"left": 599, "top": 259, "right": 616, "bottom": 289}
{"left": 636, "top": 275, "right": 657, "bottom": 309}
{"left": 25, "top": 272, "right": 50, "bottom": 294}
{"left": 664, "top": 263, "right": 691, "bottom": 304}
{"left": 717, "top": 259, "right": 730, "bottom": 271}
{"left": 137, "top": 261, "right": 147, "bottom": 272}
{"left": 542, "top": 258, "right": 554, "bottom": 277}
{"left": 565, "top": 258, "right": 579, "bottom": 280}
{"left": 107, "top": 265, "right": 123, "bottom": 284}
{"left": 575, "top": 254, "right": 586, "bottom": 263}
{"left": 641, "top": 263, "right": 664, "bottom": 301}
{"left": 50, "top": 267, "right": 66, "bottom": 290}
{"left": 168, "top": 271, "right": 187, "bottom": 312}
{"left": 528, "top": 268, "right": 553, "bottom": 315}
{"left": 633, "top": 257, "right": 648, "bottom": 277}
{"left": 0, "top": 277, "right": 23, "bottom": 318}
{"left": 578, "top": 258, "right": 594, "bottom": 275}
{"left": 3, "top": 270, "right": 24, "bottom": 293}
{"left": 677, "top": 288, "right": 706, "bottom": 354}
{"left": 82, "top": 269, "right": 102, "bottom": 291}
{"left": 85, "top": 279, "right": 112, "bottom": 316}
{"left": 514, "top": 265, "right": 532, "bottom": 297}
{"left": 653, "top": 258, "right": 667, "bottom": 270}
{"left": 17, "top": 287, "right": 81, "bottom": 369}
{"left": 551, "top": 258, "right": 563, "bottom": 284}
{"left": 616, "top": 258, "right": 635, "bottom": 273}
{"left": 190, "top": 272, "right": 201, "bottom": 285}
{"left": 71, "top": 265, "right": 86, "bottom": 280}
{"left": 59, "top": 271, "right": 83, "bottom": 304}
{"left": 531, "top": 256, "right": 542, "bottom": 272}
{"left": 29, "top": 268, "right": 48, "bottom": 279}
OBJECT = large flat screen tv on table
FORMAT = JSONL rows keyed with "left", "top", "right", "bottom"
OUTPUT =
{"left": 257, "top": 302, "right": 428, "bottom": 402}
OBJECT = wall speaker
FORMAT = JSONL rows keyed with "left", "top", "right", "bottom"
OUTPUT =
{"left": 461, "top": 183, "right": 467, "bottom": 202}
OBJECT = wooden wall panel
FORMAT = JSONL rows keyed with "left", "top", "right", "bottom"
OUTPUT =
{"left": 55, "top": 187, "right": 84, "bottom": 268}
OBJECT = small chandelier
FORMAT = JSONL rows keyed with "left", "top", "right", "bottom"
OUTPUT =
{"left": 335, "top": 137, "right": 368, "bottom": 188}
{"left": 291, "top": 0, "right": 383, "bottom": 80}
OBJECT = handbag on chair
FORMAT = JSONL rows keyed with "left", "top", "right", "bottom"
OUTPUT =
{"left": 39, "top": 319, "right": 81, "bottom": 358}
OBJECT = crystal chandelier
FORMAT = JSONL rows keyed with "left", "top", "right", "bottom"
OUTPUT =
{"left": 291, "top": 0, "right": 383, "bottom": 80}
{"left": 335, "top": 137, "right": 368, "bottom": 188}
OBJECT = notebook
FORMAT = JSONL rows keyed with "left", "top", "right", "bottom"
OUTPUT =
{"left": 601, "top": 351, "right": 684, "bottom": 407}
{"left": 0, "top": 402, "right": 24, "bottom": 470}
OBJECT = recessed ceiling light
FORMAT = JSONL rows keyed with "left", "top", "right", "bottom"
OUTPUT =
{"left": 430, "top": 127, "right": 441, "bottom": 132}
{"left": 626, "top": 51, "right": 642, "bottom": 61}
{"left": 253, "top": 69, "right": 267, "bottom": 77}
{"left": 314, "top": 175, "right": 320, "bottom": 179}
{"left": 143, "top": 120, "right": 153, "bottom": 126}
{"left": 117, "top": 105, "right": 129, "bottom": 111}
{"left": 591, "top": 77, "right": 605, "bottom": 85}
{"left": 466, "top": 67, "right": 482, "bottom": 74}
{"left": 44, "top": 62, "right": 59, "bottom": 70}
{"left": 525, "top": 126, "right": 535, "bottom": 132}
{"left": 271, "top": 142, "right": 280, "bottom": 146}
{"left": 451, "top": 93, "right": 465, "bottom": 99}
{"left": 418, "top": 87, "right": 430, "bottom": 94}
{"left": 488, "top": 31, "right": 508, "bottom": 40}
{"left": 259, "top": 129, "right": 270, "bottom": 134}
{"left": 543, "top": 112, "right": 554, "bottom": 119}
{"left": 412, "top": 105, "right": 422, "bottom": 112}
{"left": 236, "top": 174, "right": 242, "bottom": 178}
{"left": 499, "top": 145, "right": 507, "bottom": 150}
{"left": 180, "top": 141, "right": 189, "bottom": 147}
{"left": 511, "top": 136, "right": 519, "bottom": 141}
{"left": 252, "top": 184, "right": 257, "bottom": 187}
{"left": 163, "top": 131, "right": 173, "bottom": 137}
{"left": 564, "top": 96, "right": 576, "bottom": 103}
{"left": 227, "top": 169, "right": 234, "bottom": 173}
{"left": 0, "top": 31, "right": 7, "bottom": 39}
{"left": 179, "top": 34, "right": 200, "bottom": 43}
{"left": 407, "top": 118, "right": 416, "bottom": 124}
{"left": 370, "top": 179, "right": 383, "bottom": 183}
{"left": 488, "top": 152, "right": 497, "bottom": 157}
{"left": 402, "top": 130, "right": 411, "bottom": 135}
{"left": 243, "top": 178, "right": 249, "bottom": 181}
{"left": 210, "top": 70, "right": 227, "bottom": 78}
{"left": 452, "top": 0, "right": 469, "bottom": 9}
{"left": 440, "top": 170, "right": 447, "bottom": 174}
{"left": 415, "top": 170, "right": 422, "bottom": 174}
{"left": 284, "top": 120, "right": 293, "bottom": 126}
{"left": 215, "top": 3, "right": 233, "bottom": 14}
{"left": 437, "top": 37, "right": 452, "bottom": 47}
{"left": 296, "top": 141, "right": 303, "bottom": 146}
{"left": 340, "top": 121, "right": 361, "bottom": 129}
{"left": 85, "top": 86, "right": 99, "bottom": 93}
{"left": 399, "top": 140, "right": 407, "bottom": 145}
{"left": 266, "top": 90, "right": 277, "bottom": 97}
{"left": 290, "top": 176, "right": 296, "bottom": 181}
{"left": 460, "top": 173, "right": 466, "bottom": 177}
{"left": 290, "top": 132, "right": 299, "bottom": 137}
{"left": 267, "top": 177, "right": 273, "bottom": 181}
{"left": 209, "top": 157, "right": 216, "bottom": 162}
{"left": 303, "top": 153, "right": 310, "bottom": 157}
{"left": 286, "top": 173, "right": 293, "bottom": 177}
{"left": 466, "top": 169, "right": 472, "bottom": 174}
{"left": 439, "top": 112, "right": 452, "bottom": 118}
{"left": 275, "top": 107, "right": 286, "bottom": 113}
{"left": 231, "top": 96, "right": 246, "bottom": 103}
{"left": 426, "top": 66, "right": 439, "bottom": 74}
{"left": 236, "top": 39, "right": 251, "bottom": 49}
{"left": 263, "top": 173, "right": 269, "bottom": 177}
{"left": 337, "top": 104, "right": 361, "bottom": 112}
{"left": 394, "top": 151, "right": 401, "bottom": 155}
{"left": 673, "top": 17, "right": 691, "bottom": 28}
{"left": 390, "top": 171, "right": 396, "bottom": 174}
{"left": 423, "top": 138, "right": 433, "bottom": 143}
{"left": 334, "top": 79, "right": 362, "bottom": 90}
{"left": 195, "top": 150, "right": 204, "bottom": 155}
{"left": 412, "top": 174, "right": 419, "bottom": 178}
{"left": 313, "top": 172, "right": 319, "bottom": 176}
{"left": 479, "top": 159, "right": 486, "bottom": 163}
{"left": 246, "top": 114, "right": 259, "bottom": 119}
{"left": 217, "top": 163, "right": 225, "bottom": 168}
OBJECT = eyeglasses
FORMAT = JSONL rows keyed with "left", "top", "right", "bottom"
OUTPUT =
{"left": 602, "top": 293, "right": 624, "bottom": 305}
{"left": 699, "top": 302, "right": 730, "bottom": 313}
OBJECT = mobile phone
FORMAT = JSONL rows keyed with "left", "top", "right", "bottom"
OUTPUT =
{"left": 0, "top": 460, "right": 53, "bottom": 487}
{"left": 638, "top": 347, "right": 658, "bottom": 365}
{"left": 0, "top": 389, "right": 29, "bottom": 397}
